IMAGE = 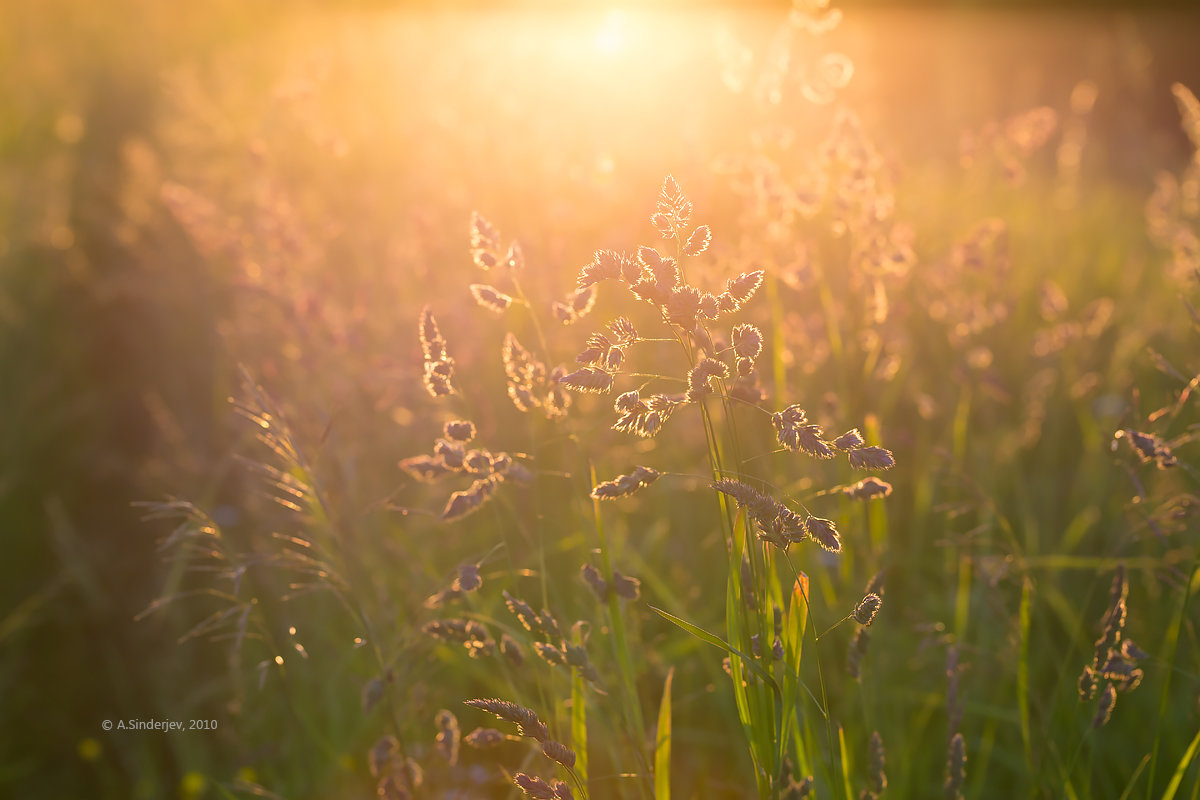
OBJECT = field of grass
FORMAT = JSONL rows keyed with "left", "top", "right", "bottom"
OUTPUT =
{"left": 2, "top": 2, "right": 1199, "bottom": 798}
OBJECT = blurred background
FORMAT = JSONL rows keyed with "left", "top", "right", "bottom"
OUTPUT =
{"left": 2, "top": 0, "right": 1199, "bottom": 797}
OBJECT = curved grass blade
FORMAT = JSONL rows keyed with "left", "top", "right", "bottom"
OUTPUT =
{"left": 1161, "top": 728, "right": 1200, "bottom": 800}
{"left": 655, "top": 667, "right": 674, "bottom": 800}
{"left": 649, "top": 606, "right": 781, "bottom": 698}
{"left": 571, "top": 662, "right": 589, "bottom": 790}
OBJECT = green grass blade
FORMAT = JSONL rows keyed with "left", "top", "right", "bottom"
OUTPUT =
{"left": 655, "top": 667, "right": 674, "bottom": 800}
{"left": 1018, "top": 578, "right": 1033, "bottom": 776}
{"left": 1161, "top": 728, "right": 1200, "bottom": 800}
{"left": 649, "top": 606, "right": 781, "bottom": 697}
{"left": 1117, "top": 755, "right": 1151, "bottom": 800}
{"left": 837, "top": 724, "right": 853, "bottom": 800}
{"left": 1148, "top": 560, "right": 1200, "bottom": 799}
{"left": 572, "top": 661, "right": 589, "bottom": 791}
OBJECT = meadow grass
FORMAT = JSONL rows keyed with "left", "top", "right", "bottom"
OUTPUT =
{"left": 3, "top": 2, "right": 1200, "bottom": 799}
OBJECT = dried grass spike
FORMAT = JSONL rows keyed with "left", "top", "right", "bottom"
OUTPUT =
{"left": 368, "top": 735, "right": 399, "bottom": 778}
{"left": 844, "top": 477, "right": 893, "bottom": 500}
{"left": 608, "top": 316, "right": 638, "bottom": 344}
{"left": 614, "top": 390, "right": 640, "bottom": 413}
{"left": 503, "top": 590, "right": 538, "bottom": 632}
{"left": 578, "top": 249, "right": 620, "bottom": 288}
{"left": 464, "top": 727, "right": 506, "bottom": 748}
{"left": 806, "top": 516, "right": 842, "bottom": 553}
{"left": 683, "top": 225, "right": 713, "bottom": 256}
{"left": 848, "top": 446, "right": 896, "bottom": 470}
{"left": 440, "top": 476, "right": 500, "bottom": 521}
{"left": 833, "top": 428, "right": 865, "bottom": 450}
{"left": 434, "top": 709, "right": 460, "bottom": 765}
{"left": 535, "top": 642, "right": 566, "bottom": 666}
{"left": 504, "top": 241, "right": 525, "bottom": 271}
{"left": 638, "top": 245, "right": 663, "bottom": 267}
{"left": 591, "top": 466, "right": 661, "bottom": 500}
{"left": 581, "top": 563, "right": 608, "bottom": 600}
{"left": 464, "top": 697, "right": 547, "bottom": 741}
{"left": 560, "top": 367, "right": 614, "bottom": 394}
{"left": 577, "top": 333, "right": 611, "bottom": 365}
{"left": 541, "top": 739, "right": 577, "bottom": 769}
{"left": 944, "top": 733, "right": 966, "bottom": 800}
{"left": 796, "top": 425, "right": 836, "bottom": 459}
{"left": 399, "top": 455, "right": 451, "bottom": 483}
{"left": 469, "top": 284, "right": 513, "bottom": 313}
{"left": 500, "top": 633, "right": 524, "bottom": 666}
{"left": 424, "top": 357, "right": 455, "bottom": 398}
{"left": 514, "top": 773, "right": 557, "bottom": 800}
{"left": 724, "top": 270, "right": 765, "bottom": 308}
{"left": 419, "top": 306, "right": 446, "bottom": 362}
{"left": 572, "top": 284, "right": 597, "bottom": 315}
{"left": 1092, "top": 683, "right": 1117, "bottom": 728}
{"left": 854, "top": 593, "right": 882, "bottom": 625}
{"left": 686, "top": 357, "right": 730, "bottom": 401}
{"left": 453, "top": 563, "right": 482, "bottom": 592}
{"left": 868, "top": 731, "right": 887, "bottom": 794}
{"left": 611, "top": 570, "right": 641, "bottom": 601}
{"left": 443, "top": 420, "right": 476, "bottom": 442}
{"left": 732, "top": 323, "right": 763, "bottom": 360}
{"left": 1077, "top": 665, "right": 1097, "bottom": 701}
{"left": 436, "top": 438, "right": 467, "bottom": 470}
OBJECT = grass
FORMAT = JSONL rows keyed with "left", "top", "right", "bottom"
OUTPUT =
{"left": 3, "top": 1, "right": 1200, "bottom": 799}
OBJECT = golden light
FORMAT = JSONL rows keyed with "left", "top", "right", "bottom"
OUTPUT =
{"left": 593, "top": 9, "right": 630, "bottom": 55}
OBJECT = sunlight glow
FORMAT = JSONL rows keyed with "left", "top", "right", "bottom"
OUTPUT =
{"left": 594, "top": 10, "right": 629, "bottom": 55}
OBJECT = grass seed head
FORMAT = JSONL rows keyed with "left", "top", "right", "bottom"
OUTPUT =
{"left": 683, "top": 224, "right": 713, "bottom": 256}
{"left": 452, "top": 563, "right": 482, "bottom": 593}
{"left": 848, "top": 445, "right": 896, "bottom": 470}
{"left": 443, "top": 420, "right": 476, "bottom": 443}
{"left": 868, "top": 730, "right": 887, "bottom": 794}
{"left": 806, "top": 516, "right": 842, "bottom": 553}
{"left": 534, "top": 641, "right": 566, "bottom": 666}
{"left": 1092, "top": 683, "right": 1117, "bottom": 728}
{"left": 612, "top": 570, "right": 641, "bottom": 600}
{"left": 464, "top": 698, "right": 548, "bottom": 741}
{"left": 732, "top": 323, "right": 763, "bottom": 361}
{"left": 581, "top": 563, "right": 608, "bottom": 600}
{"left": 854, "top": 593, "right": 882, "bottom": 625}
{"left": 833, "top": 428, "right": 865, "bottom": 450}
{"left": 845, "top": 477, "right": 893, "bottom": 500}
{"left": 500, "top": 633, "right": 525, "bottom": 667}
{"left": 399, "top": 455, "right": 452, "bottom": 483}
{"left": 368, "top": 735, "right": 399, "bottom": 778}
{"left": 464, "top": 727, "right": 506, "bottom": 748}
{"left": 440, "top": 475, "right": 501, "bottom": 521}
{"left": 686, "top": 357, "right": 729, "bottom": 401}
{"left": 514, "top": 773, "right": 557, "bottom": 800}
{"left": 723, "top": 270, "right": 765, "bottom": 311}
{"left": 434, "top": 709, "right": 460, "bottom": 765}
{"left": 559, "top": 366, "right": 614, "bottom": 394}
{"left": 944, "top": 732, "right": 966, "bottom": 800}
{"left": 469, "top": 283, "right": 513, "bottom": 314}
{"left": 1078, "top": 665, "right": 1097, "bottom": 701}
{"left": 541, "top": 739, "right": 577, "bottom": 770}
{"left": 783, "top": 775, "right": 813, "bottom": 798}
{"left": 591, "top": 466, "right": 660, "bottom": 500}
{"left": 503, "top": 591, "right": 538, "bottom": 632}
